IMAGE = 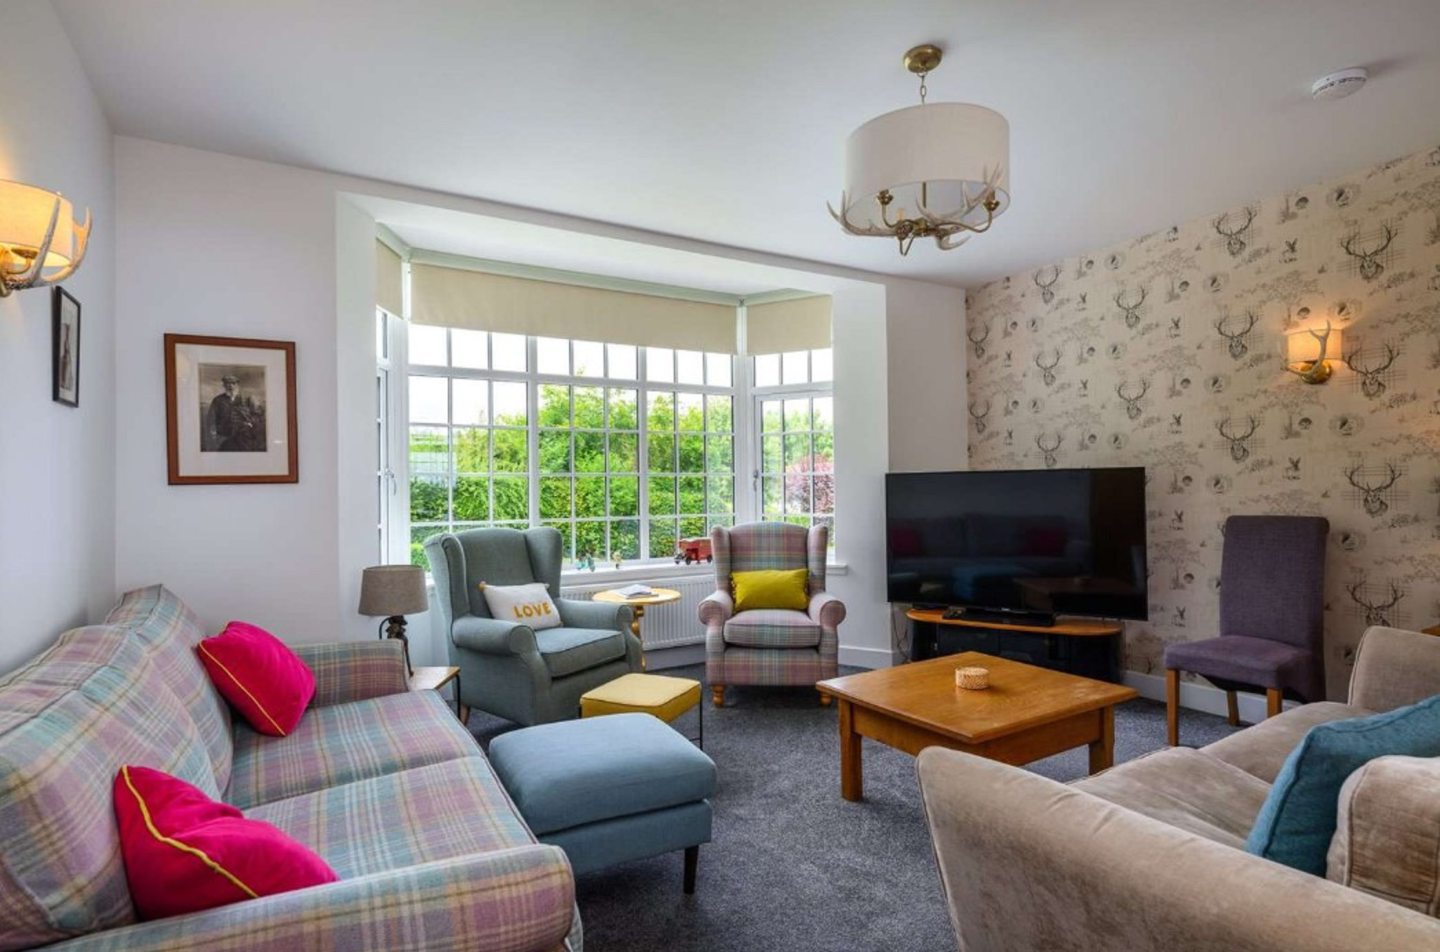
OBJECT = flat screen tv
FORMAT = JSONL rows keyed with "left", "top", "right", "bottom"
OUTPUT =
{"left": 886, "top": 467, "right": 1148, "bottom": 621}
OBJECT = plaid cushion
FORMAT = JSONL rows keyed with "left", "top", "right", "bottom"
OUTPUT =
{"left": 706, "top": 645, "right": 836, "bottom": 687}
{"left": 723, "top": 610, "right": 822, "bottom": 649}
{"left": 247, "top": 756, "right": 533, "bottom": 878}
{"left": 42, "top": 846, "right": 578, "bottom": 952}
{"left": 291, "top": 640, "right": 409, "bottom": 708}
{"left": 226, "top": 690, "right": 478, "bottom": 810}
{"left": 105, "top": 585, "right": 234, "bottom": 788}
{"left": 0, "top": 627, "right": 218, "bottom": 950}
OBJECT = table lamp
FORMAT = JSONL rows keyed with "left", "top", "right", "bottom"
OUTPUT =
{"left": 359, "top": 565, "right": 428, "bottom": 675}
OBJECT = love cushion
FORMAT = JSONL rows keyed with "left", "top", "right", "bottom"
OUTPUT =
{"left": 196, "top": 621, "right": 315, "bottom": 736}
{"left": 480, "top": 581, "right": 562, "bottom": 630}
{"left": 114, "top": 765, "right": 337, "bottom": 920}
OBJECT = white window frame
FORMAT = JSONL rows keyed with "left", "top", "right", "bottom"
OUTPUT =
{"left": 402, "top": 328, "right": 739, "bottom": 570}
{"left": 750, "top": 349, "right": 835, "bottom": 545}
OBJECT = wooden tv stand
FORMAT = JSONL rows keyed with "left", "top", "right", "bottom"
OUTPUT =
{"left": 905, "top": 608, "right": 1126, "bottom": 683}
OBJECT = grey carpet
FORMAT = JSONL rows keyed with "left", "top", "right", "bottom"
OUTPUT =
{"left": 468, "top": 664, "right": 1241, "bottom": 952}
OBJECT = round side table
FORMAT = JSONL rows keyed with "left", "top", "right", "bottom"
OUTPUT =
{"left": 593, "top": 587, "right": 682, "bottom": 670}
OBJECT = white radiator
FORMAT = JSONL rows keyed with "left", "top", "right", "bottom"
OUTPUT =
{"left": 562, "top": 573, "right": 713, "bottom": 650}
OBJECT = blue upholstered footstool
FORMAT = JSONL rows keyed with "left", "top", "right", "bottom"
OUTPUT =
{"left": 489, "top": 712, "right": 717, "bottom": 892}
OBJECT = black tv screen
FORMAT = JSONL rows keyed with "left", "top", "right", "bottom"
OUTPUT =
{"left": 886, "top": 467, "right": 1148, "bottom": 620}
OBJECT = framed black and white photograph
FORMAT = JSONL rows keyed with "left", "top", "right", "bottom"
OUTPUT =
{"left": 52, "top": 288, "right": 81, "bottom": 407}
{"left": 165, "top": 334, "right": 298, "bottom": 484}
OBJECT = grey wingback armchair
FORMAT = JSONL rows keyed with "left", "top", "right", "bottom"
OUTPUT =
{"left": 425, "top": 526, "right": 641, "bottom": 726}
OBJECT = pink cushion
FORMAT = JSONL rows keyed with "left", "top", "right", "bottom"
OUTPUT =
{"left": 114, "top": 765, "right": 338, "bottom": 920}
{"left": 197, "top": 621, "right": 315, "bottom": 736}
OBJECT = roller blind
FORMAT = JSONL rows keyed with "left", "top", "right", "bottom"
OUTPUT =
{"left": 411, "top": 264, "right": 738, "bottom": 353}
{"left": 376, "top": 241, "right": 404, "bottom": 316}
{"left": 745, "top": 296, "right": 832, "bottom": 354}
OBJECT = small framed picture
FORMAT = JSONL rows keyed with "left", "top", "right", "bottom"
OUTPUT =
{"left": 53, "top": 288, "right": 81, "bottom": 407}
{"left": 164, "top": 334, "right": 298, "bottom": 485}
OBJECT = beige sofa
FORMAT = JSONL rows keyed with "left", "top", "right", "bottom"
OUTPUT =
{"left": 918, "top": 625, "right": 1440, "bottom": 952}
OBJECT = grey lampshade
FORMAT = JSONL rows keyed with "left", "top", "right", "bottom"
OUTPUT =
{"left": 358, "top": 565, "right": 429, "bottom": 617}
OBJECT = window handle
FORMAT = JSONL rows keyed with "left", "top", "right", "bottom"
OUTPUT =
{"left": 385, "top": 468, "right": 398, "bottom": 495}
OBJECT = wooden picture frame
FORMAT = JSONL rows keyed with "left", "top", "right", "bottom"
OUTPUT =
{"left": 164, "top": 333, "right": 298, "bottom": 485}
{"left": 53, "top": 287, "right": 81, "bottom": 407}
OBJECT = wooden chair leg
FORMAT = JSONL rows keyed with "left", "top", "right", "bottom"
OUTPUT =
{"left": 710, "top": 685, "right": 725, "bottom": 708}
{"left": 1266, "top": 688, "right": 1283, "bottom": 719}
{"left": 1225, "top": 690, "right": 1239, "bottom": 727}
{"left": 819, "top": 693, "right": 833, "bottom": 707}
{"left": 683, "top": 845, "right": 698, "bottom": 894}
{"left": 1165, "top": 669, "right": 1180, "bottom": 747}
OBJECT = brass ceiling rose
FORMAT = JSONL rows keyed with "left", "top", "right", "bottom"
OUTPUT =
{"left": 903, "top": 44, "right": 943, "bottom": 75}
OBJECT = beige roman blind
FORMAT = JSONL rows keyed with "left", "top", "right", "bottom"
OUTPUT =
{"left": 376, "top": 240, "right": 404, "bottom": 316}
{"left": 745, "top": 295, "right": 832, "bottom": 354}
{"left": 411, "top": 264, "right": 738, "bottom": 353}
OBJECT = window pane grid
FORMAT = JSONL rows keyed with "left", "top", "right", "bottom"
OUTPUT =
{"left": 755, "top": 390, "right": 834, "bottom": 548}
{"left": 410, "top": 330, "right": 735, "bottom": 569}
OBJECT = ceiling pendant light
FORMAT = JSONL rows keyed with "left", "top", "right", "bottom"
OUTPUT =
{"left": 829, "top": 44, "right": 1010, "bottom": 255}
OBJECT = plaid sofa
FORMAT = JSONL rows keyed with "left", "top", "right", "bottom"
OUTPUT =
{"left": 700, "top": 523, "right": 844, "bottom": 699}
{"left": 0, "top": 585, "right": 580, "bottom": 952}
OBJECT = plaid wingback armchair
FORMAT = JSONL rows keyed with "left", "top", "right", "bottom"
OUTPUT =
{"left": 699, "top": 522, "right": 844, "bottom": 707}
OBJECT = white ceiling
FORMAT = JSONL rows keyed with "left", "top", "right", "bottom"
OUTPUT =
{"left": 54, "top": 0, "right": 1440, "bottom": 289}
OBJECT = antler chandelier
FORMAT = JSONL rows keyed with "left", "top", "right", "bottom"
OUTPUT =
{"left": 829, "top": 45, "right": 1010, "bottom": 255}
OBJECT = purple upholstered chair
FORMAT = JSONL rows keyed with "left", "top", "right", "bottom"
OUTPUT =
{"left": 1164, "top": 515, "right": 1329, "bottom": 746}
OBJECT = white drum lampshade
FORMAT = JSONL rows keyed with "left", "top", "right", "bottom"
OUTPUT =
{"left": 0, "top": 181, "right": 81, "bottom": 267}
{"left": 841, "top": 102, "right": 1011, "bottom": 229}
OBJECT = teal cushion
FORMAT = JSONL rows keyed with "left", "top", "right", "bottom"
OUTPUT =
{"left": 1246, "top": 693, "right": 1440, "bottom": 873}
{"left": 534, "top": 627, "right": 627, "bottom": 678}
{"left": 489, "top": 713, "right": 716, "bottom": 835}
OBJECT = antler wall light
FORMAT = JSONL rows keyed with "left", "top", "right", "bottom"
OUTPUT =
{"left": 1285, "top": 321, "right": 1341, "bottom": 384}
{"left": 829, "top": 44, "right": 1010, "bottom": 255}
{"left": 0, "top": 180, "right": 91, "bottom": 297}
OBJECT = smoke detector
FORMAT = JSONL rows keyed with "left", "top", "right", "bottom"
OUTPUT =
{"left": 1311, "top": 68, "right": 1368, "bottom": 101}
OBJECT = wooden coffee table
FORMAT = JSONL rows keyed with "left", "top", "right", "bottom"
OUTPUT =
{"left": 816, "top": 652, "right": 1137, "bottom": 801}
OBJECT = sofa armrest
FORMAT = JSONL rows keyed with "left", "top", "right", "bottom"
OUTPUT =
{"left": 1329, "top": 755, "right": 1440, "bottom": 913}
{"left": 698, "top": 590, "right": 733, "bottom": 627}
{"left": 291, "top": 640, "right": 408, "bottom": 707}
{"left": 916, "top": 748, "right": 1440, "bottom": 952}
{"left": 452, "top": 614, "right": 538, "bottom": 657}
{"left": 1348, "top": 625, "right": 1440, "bottom": 712}
{"left": 807, "top": 592, "right": 845, "bottom": 629}
{"left": 47, "top": 846, "right": 577, "bottom": 952}
{"left": 557, "top": 597, "right": 632, "bottom": 633}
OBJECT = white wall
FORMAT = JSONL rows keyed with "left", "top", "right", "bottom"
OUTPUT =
{"left": 115, "top": 137, "right": 965, "bottom": 665}
{"left": 114, "top": 142, "right": 344, "bottom": 640}
{"left": 0, "top": 1, "right": 116, "bottom": 674}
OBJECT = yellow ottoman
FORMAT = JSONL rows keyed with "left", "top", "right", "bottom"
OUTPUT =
{"left": 580, "top": 673, "right": 703, "bottom": 747}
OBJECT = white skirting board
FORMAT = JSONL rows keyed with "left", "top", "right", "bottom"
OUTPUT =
{"left": 1124, "top": 670, "right": 1295, "bottom": 722}
{"left": 642, "top": 642, "right": 895, "bottom": 671}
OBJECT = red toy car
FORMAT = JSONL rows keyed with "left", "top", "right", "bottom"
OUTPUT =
{"left": 675, "top": 537, "right": 713, "bottom": 564}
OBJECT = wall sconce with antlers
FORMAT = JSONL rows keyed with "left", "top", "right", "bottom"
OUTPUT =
{"left": 0, "top": 180, "right": 92, "bottom": 297}
{"left": 1284, "top": 321, "right": 1341, "bottom": 384}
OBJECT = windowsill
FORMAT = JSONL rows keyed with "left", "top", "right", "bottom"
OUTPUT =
{"left": 423, "top": 558, "right": 849, "bottom": 592}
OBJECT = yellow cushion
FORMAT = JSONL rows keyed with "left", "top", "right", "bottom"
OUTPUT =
{"left": 580, "top": 673, "right": 701, "bottom": 723}
{"left": 732, "top": 568, "right": 809, "bottom": 613}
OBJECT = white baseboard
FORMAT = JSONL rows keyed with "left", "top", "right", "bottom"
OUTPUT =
{"left": 643, "top": 642, "right": 706, "bottom": 670}
{"left": 1124, "top": 670, "right": 1294, "bottom": 723}
{"left": 645, "top": 642, "right": 897, "bottom": 671}
{"left": 839, "top": 644, "right": 898, "bottom": 669}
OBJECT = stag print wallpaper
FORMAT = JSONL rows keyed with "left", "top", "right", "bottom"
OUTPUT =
{"left": 965, "top": 143, "right": 1440, "bottom": 697}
